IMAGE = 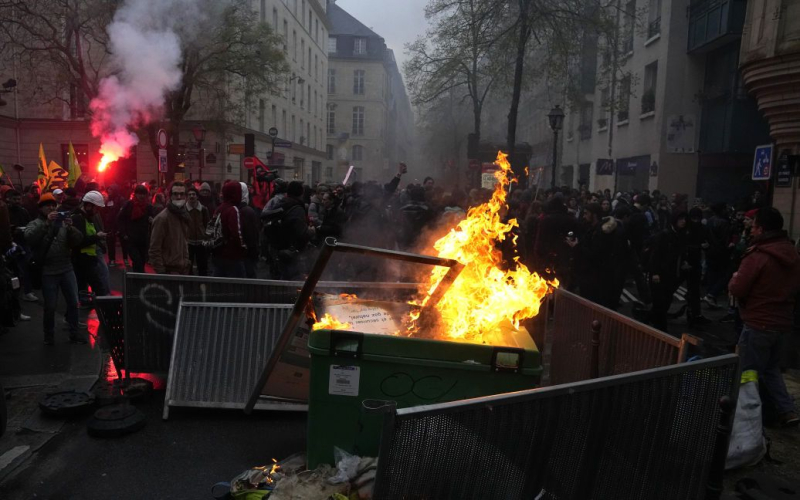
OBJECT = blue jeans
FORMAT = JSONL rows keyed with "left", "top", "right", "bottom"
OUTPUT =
{"left": 42, "top": 271, "right": 79, "bottom": 340}
{"left": 738, "top": 324, "right": 796, "bottom": 414}
{"left": 211, "top": 256, "right": 246, "bottom": 278}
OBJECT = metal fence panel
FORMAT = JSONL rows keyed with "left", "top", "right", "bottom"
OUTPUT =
{"left": 373, "top": 354, "right": 739, "bottom": 500}
{"left": 123, "top": 273, "right": 418, "bottom": 373}
{"left": 163, "top": 302, "right": 299, "bottom": 418}
{"left": 549, "top": 288, "right": 681, "bottom": 385}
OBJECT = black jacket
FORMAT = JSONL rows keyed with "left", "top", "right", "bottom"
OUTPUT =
{"left": 277, "top": 196, "right": 310, "bottom": 251}
{"left": 8, "top": 204, "right": 31, "bottom": 245}
{"left": 239, "top": 203, "right": 260, "bottom": 261}
{"left": 648, "top": 226, "right": 687, "bottom": 283}
{"left": 117, "top": 200, "right": 155, "bottom": 246}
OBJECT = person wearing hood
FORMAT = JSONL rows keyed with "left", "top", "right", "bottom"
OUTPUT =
{"left": 729, "top": 208, "right": 800, "bottom": 427}
{"left": 149, "top": 182, "right": 190, "bottom": 275}
{"left": 271, "top": 181, "right": 314, "bottom": 280}
{"left": 566, "top": 203, "right": 622, "bottom": 309}
{"left": 186, "top": 187, "right": 211, "bottom": 276}
{"left": 647, "top": 211, "right": 689, "bottom": 332}
{"left": 118, "top": 185, "right": 155, "bottom": 272}
{"left": 70, "top": 190, "right": 110, "bottom": 298}
{"left": 238, "top": 181, "right": 260, "bottom": 278}
{"left": 533, "top": 195, "right": 579, "bottom": 284}
{"left": 209, "top": 181, "right": 247, "bottom": 278}
{"left": 198, "top": 182, "right": 217, "bottom": 214}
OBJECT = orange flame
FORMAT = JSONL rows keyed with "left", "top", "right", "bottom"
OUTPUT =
{"left": 409, "top": 151, "right": 556, "bottom": 343}
{"left": 312, "top": 313, "right": 353, "bottom": 331}
{"left": 312, "top": 151, "right": 557, "bottom": 345}
{"left": 97, "top": 141, "right": 128, "bottom": 172}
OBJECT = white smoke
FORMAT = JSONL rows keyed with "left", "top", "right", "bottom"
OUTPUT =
{"left": 90, "top": 0, "right": 204, "bottom": 163}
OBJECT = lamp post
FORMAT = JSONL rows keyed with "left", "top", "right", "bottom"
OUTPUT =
{"left": 268, "top": 126, "right": 278, "bottom": 164}
{"left": 192, "top": 125, "right": 207, "bottom": 181}
{"left": 547, "top": 104, "right": 565, "bottom": 189}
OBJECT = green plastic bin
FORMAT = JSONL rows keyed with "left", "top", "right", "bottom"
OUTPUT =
{"left": 307, "top": 328, "right": 542, "bottom": 468}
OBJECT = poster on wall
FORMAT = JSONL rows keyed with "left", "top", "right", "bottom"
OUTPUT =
{"left": 596, "top": 159, "right": 614, "bottom": 175}
{"left": 666, "top": 115, "right": 696, "bottom": 153}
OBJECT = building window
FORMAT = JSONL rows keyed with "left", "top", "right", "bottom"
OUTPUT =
{"left": 313, "top": 90, "right": 317, "bottom": 116}
{"left": 283, "top": 20, "right": 288, "bottom": 53}
{"left": 326, "top": 144, "right": 334, "bottom": 160}
{"left": 273, "top": 7, "right": 278, "bottom": 30}
{"left": 308, "top": 47, "right": 312, "bottom": 75}
{"left": 352, "top": 106, "right": 365, "bottom": 135}
{"left": 307, "top": 122, "right": 311, "bottom": 146}
{"left": 351, "top": 145, "right": 364, "bottom": 161}
{"left": 308, "top": 9, "right": 312, "bottom": 31}
{"left": 258, "top": 99, "right": 265, "bottom": 132}
{"left": 271, "top": 105, "right": 277, "bottom": 130}
{"left": 69, "top": 83, "right": 86, "bottom": 118}
{"left": 642, "top": 61, "right": 658, "bottom": 114}
{"left": 327, "top": 110, "right": 336, "bottom": 135}
{"left": 648, "top": 0, "right": 661, "bottom": 38}
{"left": 623, "top": 0, "right": 635, "bottom": 53}
{"left": 312, "top": 125, "right": 316, "bottom": 149}
{"left": 293, "top": 30, "right": 297, "bottom": 60}
{"left": 61, "top": 143, "right": 89, "bottom": 173}
{"left": 292, "top": 73, "right": 297, "bottom": 102}
{"left": 315, "top": 54, "right": 318, "bottom": 81}
{"left": 316, "top": 19, "right": 319, "bottom": 43}
{"left": 328, "top": 36, "right": 337, "bottom": 54}
{"left": 354, "top": 38, "right": 366, "bottom": 55}
{"left": 598, "top": 88, "right": 609, "bottom": 129}
{"left": 325, "top": 166, "right": 333, "bottom": 178}
{"left": 301, "top": 39, "right": 305, "bottom": 68}
{"left": 328, "top": 69, "right": 336, "bottom": 94}
{"left": 282, "top": 110, "right": 287, "bottom": 137}
{"left": 307, "top": 85, "right": 311, "bottom": 111}
{"left": 353, "top": 70, "right": 365, "bottom": 95}
{"left": 300, "top": 119, "right": 305, "bottom": 144}
{"left": 579, "top": 101, "right": 593, "bottom": 140}
{"left": 291, "top": 114, "right": 296, "bottom": 141}
{"left": 618, "top": 75, "right": 631, "bottom": 121}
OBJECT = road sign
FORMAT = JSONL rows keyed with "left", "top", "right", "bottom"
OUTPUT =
{"left": 268, "top": 127, "right": 279, "bottom": 138}
{"left": 243, "top": 157, "right": 256, "bottom": 169}
{"left": 157, "top": 129, "right": 168, "bottom": 149}
{"left": 752, "top": 144, "right": 773, "bottom": 180}
{"left": 158, "top": 149, "right": 168, "bottom": 173}
{"left": 228, "top": 144, "right": 245, "bottom": 155}
{"left": 776, "top": 154, "right": 796, "bottom": 188}
{"left": 274, "top": 140, "right": 293, "bottom": 148}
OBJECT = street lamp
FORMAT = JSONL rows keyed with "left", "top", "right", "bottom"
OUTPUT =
{"left": 547, "top": 104, "right": 565, "bottom": 189}
{"left": 268, "top": 126, "right": 278, "bottom": 163}
{"left": 192, "top": 125, "right": 207, "bottom": 181}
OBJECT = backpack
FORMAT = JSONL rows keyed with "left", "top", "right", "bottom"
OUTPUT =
{"left": 262, "top": 205, "right": 302, "bottom": 250}
{"left": 205, "top": 213, "right": 225, "bottom": 249}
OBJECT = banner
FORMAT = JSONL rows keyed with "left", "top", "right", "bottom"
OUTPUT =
{"left": 37, "top": 143, "right": 50, "bottom": 190}
{"left": 67, "top": 142, "right": 82, "bottom": 187}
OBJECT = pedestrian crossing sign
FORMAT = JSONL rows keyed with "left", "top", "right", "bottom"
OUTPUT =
{"left": 752, "top": 144, "right": 773, "bottom": 180}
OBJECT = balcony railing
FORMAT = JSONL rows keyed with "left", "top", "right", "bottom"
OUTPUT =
{"left": 648, "top": 17, "right": 661, "bottom": 39}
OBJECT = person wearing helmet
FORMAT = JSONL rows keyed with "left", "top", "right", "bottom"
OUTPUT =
{"left": 70, "top": 190, "right": 110, "bottom": 300}
{"left": 24, "top": 193, "right": 85, "bottom": 345}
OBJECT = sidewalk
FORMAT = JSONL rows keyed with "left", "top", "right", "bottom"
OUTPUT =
{"left": 0, "top": 265, "right": 124, "bottom": 482}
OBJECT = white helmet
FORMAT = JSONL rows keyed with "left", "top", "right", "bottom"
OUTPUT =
{"left": 82, "top": 190, "right": 105, "bottom": 207}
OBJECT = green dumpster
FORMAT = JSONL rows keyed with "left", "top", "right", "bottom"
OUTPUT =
{"left": 307, "top": 327, "right": 542, "bottom": 468}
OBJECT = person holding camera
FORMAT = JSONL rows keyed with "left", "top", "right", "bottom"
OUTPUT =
{"left": 24, "top": 193, "right": 85, "bottom": 345}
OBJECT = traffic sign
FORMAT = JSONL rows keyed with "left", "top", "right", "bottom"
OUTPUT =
{"left": 158, "top": 149, "right": 168, "bottom": 173}
{"left": 752, "top": 144, "right": 773, "bottom": 180}
{"left": 274, "top": 140, "right": 293, "bottom": 148}
{"left": 243, "top": 157, "right": 255, "bottom": 169}
{"left": 776, "top": 154, "right": 796, "bottom": 188}
{"left": 157, "top": 129, "right": 168, "bottom": 149}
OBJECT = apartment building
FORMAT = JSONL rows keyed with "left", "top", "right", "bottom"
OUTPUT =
{"left": 0, "top": 0, "right": 329, "bottom": 187}
{"left": 324, "top": 0, "right": 414, "bottom": 183}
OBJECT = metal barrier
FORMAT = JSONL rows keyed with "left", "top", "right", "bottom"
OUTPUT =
{"left": 94, "top": 296, "right": 125, "bottom": 379}
{"left": 123, "top": 272, "right": 418, "bottom": 373}
{"left": 163, "top": 302, "right": 301, "bottom": 419}
{"left": 548, "top": 288, "right": 700, "bottom": 385}
{"left": 372, "top": 354, "right": 739, "bottom": 500}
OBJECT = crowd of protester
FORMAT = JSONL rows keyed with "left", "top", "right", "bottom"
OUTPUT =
{"left": 1, "top": 167, "right": 799, "bottom": 426}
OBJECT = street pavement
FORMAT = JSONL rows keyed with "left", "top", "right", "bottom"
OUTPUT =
{"left": 0, "top": 261, "right": 794, "bottom": 498}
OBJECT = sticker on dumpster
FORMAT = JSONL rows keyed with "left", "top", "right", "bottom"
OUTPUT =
{"left": 329, "top": 365, "right": 360, "bottom": 397}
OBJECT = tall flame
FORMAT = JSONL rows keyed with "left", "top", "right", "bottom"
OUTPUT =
{"left": 409, "top": 151, "right": 555, "bottom": 343}
{"left": 312, "top": 313, "right": 353, "bottom": 331}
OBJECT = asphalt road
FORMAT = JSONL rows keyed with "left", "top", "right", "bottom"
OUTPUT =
{"left": 0, "top": 391, "right": 306, "bottom": 500}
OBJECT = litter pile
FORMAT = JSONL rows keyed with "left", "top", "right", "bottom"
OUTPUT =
{"left": 213, "top": 450, "right": 377, "bottom": 500}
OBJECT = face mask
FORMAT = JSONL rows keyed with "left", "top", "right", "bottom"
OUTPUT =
{"left": 172, "top": 199, "right": 186, "bottom": 208}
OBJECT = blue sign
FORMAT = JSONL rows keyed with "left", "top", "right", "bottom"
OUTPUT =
{"left": 752, "top": 144, "right": 773, "bottom": 180}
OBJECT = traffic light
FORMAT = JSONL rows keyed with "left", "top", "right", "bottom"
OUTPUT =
{"left": 245, "top": 133, "right": 255, "bottom": 157}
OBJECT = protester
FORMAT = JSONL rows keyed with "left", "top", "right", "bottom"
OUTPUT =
{"left": 265, "top": 181, "right": 313, "bottom": 280}
{"left": 684, "top": 207, "right": 710, "bottom": 325}
{"left": 394, "top": 185, "right": 433, "bottom": 251}
{"left": 117, "top": 185, "right": 154, "bottom": 273}
{"left": 60, "top": 188, "right": 82, "bottom": 212}
{"left": 704, "top": 202, "right": 732, "bottom": 308}
{"left": 103, "top": 184, "right": 123, "bottom": 267}
{"left": 729, "top": 208, "right": 800, "bottom": 427}
{"left": 149, "top": 182, "right": 190, "bottom": 275}
{"left": 534, "top": 196, "right": 578, "bottom": 286}
{"left": 647, "top": 212, "right": 688, "bottom": 332}
{"left": 24, "top": 193, "right": 85, "bottom": 345}
{"left": 70, "top": 190, "right": 110, "bottom": 299}
{"left": 5, "top": 190, "right": 38, "bottom": 302}
{"left": 186, "top": 187, "right": 211, "bottom": 276}
{"left": 198, "top": 182, "right": 218, "bottom": 214}
{"left": 52, "top": 188, "right": 64, "bottom": 205}
{"left": 239, "top": 182, "right": 261, "bottom": 279}
{"left": 566, "top": 203, "right": 621, "bottom": 309}
{"left": 207, "top": 182, "right": 247, "bottom": 278}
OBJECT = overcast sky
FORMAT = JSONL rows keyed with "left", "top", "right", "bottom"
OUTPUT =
{"left": 334, "top": 0, "right": 429, "bottom": 76}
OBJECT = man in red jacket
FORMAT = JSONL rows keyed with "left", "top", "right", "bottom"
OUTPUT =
{"left": 729, "top": 207, "right": 800, "bottom": 427}
{"left": 210, "top": 181, "right": 246, "bottom": 278}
